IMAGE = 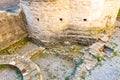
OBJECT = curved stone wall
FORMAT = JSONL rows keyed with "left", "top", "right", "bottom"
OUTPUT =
{"left": 0, "top": 55, "right": 43, "bottom": 80}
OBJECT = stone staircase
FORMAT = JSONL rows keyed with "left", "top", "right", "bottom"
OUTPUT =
{"left": 55, "top": 28, "right": 97, "bottom": 46}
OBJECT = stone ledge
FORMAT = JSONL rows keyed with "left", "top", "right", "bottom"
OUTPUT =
{"left": 0, "top": 8, "right": 28, "bottom": 51}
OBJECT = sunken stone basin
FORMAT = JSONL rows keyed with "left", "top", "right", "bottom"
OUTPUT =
{"left": 0, "top": 55, "right": 42, "bottom": 80}
{"left": 0, "top": 64, "right": 23, "bottom": 80}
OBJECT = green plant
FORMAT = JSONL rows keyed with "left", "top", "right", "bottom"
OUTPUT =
{"left": 0, "top": 65, "right": 5, "bottom": 69}
{"left": 65, "top": 76, "right": 70, "bottom": 80}
{"left": 54, "top": 51, "right": 60, "bottom": 56}
{"left": 0, "top": 37, "right": 28, "bottom": 55}
{"left": 112, "top": 51, "right": 120, "bottom": 57}
{"left": 35, "top": 72, "right": 40, "bottom": 77}
{"left": 78, "top": 59, "right": 84, "bottom": 65}
{"left": 19, "top": 38, "right": 28, "bottom": 45}
{"left": 65, "top": 47, "right": 72, "bottom": 53}
{"left": 96, "top": 55, "right": 103, "bottom": 61}
{"left": 71, "top": 59, "right": 84, "bottom": 76}
{"left": 93, "top": 55, "right": 104, "bottom": 62}
{"left": 81, "top": 75, "right": 86, "bottom": 80}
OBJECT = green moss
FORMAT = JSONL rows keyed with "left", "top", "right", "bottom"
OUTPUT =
{"left": 96, "top": 56, "right": 102, "bottom": 61}
{"left": 65, "top": 47, "right": 72, "bottom": 53}
{"left": 0, "top": 45, "right": 12, "bottom": 54}
{"left": 92, "top": 55, "right": 105, "bottom": 62}
{"left": 35, "top": 72, "right": 40, "bottom": 77}
{"left": 19, "top": 37, "right": 28, "bottom": 45}
{"left": 65, "top": 76, "right": 70, "bottom": 80}
{"left": 112, "top": 51, "right": 120, "bottom": 57}
{"left": 117, "top": 9, "right": 120, "bottom": 17}
{"left": 0, "top": 37, "right": 28, "bottom": 55}
{"left": 0, "top": 65, "right": 5, "bottom": 69}
{"left": 112, "top": 51, "right": 118, "bottom": 56}
{"left": 54, "top": 51, "right": 60, "bottom": 57}
{"left": 78, "top": 59, "right": 84, "bottom": 65}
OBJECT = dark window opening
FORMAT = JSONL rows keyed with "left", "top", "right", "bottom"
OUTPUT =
{"left": 83, "top": 19, "right": 87, "bottom": 21}
{"left": 59, "top": 18, "right": 63, "bottom": 21}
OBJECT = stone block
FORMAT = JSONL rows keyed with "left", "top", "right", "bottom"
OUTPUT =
{"left": 0, "top": 8, "right": 27, "bottom": 50}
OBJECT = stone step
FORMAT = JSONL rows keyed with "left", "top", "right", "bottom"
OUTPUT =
{"left": 64, "top": 30, "right": 92, "bottom": 36}
{"left": 55, "top": 35, "right": 97, "bottom": 45}
{"left": 59, "top": 35, "right": 96, "bottom": 39}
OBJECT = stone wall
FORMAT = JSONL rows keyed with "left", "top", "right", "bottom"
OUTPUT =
{"left": 0, "top": 0, "right": 20, "bottom": 10}
{"left": 70, "top": 0, "right": 120, "bottom": 27}
{"left": 20, "top": 0, "right": 120, "bottom": 45}
{"left": 0, "top": 9, "right": 28, "bottom": 50}
{"left": 90, "top": 0, "right": 120, "bottom": 27}
{"left": 21, "top": 0, "right": 70, "bottom": 41}
{"left": 0, "top": 0, "right": 119, "bottom": 48}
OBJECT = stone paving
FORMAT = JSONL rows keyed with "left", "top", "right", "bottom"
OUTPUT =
{"left": 86, "top": 55, "right": 120, "bottom": 80}
{"left": 85, "top": 27, "right": 120, "bottom": 80}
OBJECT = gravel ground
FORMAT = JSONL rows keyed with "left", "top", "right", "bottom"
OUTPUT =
{"left": 86, "top": 27, "right": 120, "bottom": 80}
{"left": 0, "top": 68, "right": 22, "bottom": 80}
{"left": 32, "top": 53, "right": 74, "bottom": 80}
{"left": 86, "top": 55, "right": 120, "bottom": 80}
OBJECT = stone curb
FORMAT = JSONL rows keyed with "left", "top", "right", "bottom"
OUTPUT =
{"left": 0, "top": 54, "right": 43, "bottom": 80}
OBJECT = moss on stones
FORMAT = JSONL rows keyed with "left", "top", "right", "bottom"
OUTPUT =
{"left": 0, "top": 37, "right": 28, "bottom": 55}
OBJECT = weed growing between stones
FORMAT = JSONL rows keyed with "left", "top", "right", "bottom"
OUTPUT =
{"left": 0, "top": 37, "right": 28, "bottom": 55}
{"left": 65, "top": 76, "right": 70, "bottom": 80}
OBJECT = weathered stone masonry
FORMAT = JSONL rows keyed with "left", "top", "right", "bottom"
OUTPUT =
{"left": 21, "top": 0, "right": 120, "bottom": 45}
{"left": 0, "top": 0, "right": 28, "bottom": 50}
{"left": 0, "top": 10, "right": 28, "bottom": 50}
{"left": 0, "top": 0, "right": 120, "bottom": 50}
